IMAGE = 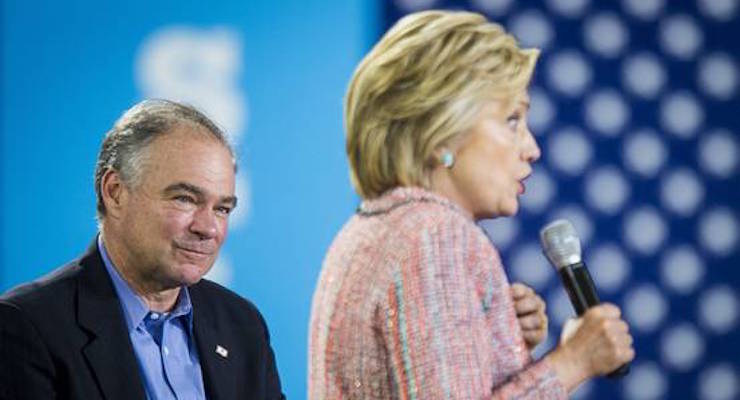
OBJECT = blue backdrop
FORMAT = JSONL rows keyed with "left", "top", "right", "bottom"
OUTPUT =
{"left": 2, "top": 1, "right": 375, "bottom": 398}
{"left": 3, "top": 1, "right": 738, "bottom": 399}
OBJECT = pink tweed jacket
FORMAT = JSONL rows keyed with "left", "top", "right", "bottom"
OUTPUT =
{"left": 309, "top": 187, "right": 567, "bottom": 399}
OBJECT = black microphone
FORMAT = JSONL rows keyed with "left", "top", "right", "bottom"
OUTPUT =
{"left": 539, "top": 219, "right": 630, "bottom": 379}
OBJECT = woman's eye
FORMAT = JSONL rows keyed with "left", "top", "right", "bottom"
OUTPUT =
{"left": 507, "top": 115, "right": 521, "bottom": 130}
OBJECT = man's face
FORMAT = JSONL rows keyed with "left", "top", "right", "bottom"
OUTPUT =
{"left": 115, "top": 126, "right": 236, "bottom": 289}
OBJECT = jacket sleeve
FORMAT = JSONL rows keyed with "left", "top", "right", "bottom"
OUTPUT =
{"left": 256, "top": 311, "right": 286, "bottom": 400}
{"left": 380, "top": 219, "right": 567, "bottom": 399}
{"left": 0, "top": 300, "right": 58, "bottom": 400}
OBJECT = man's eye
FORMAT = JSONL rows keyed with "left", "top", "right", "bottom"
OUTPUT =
{"left": 216, "top": 206, "right": 233, "bottom": 216}
{"left": 174, "top": 195, "right": 196, "bottom": 204}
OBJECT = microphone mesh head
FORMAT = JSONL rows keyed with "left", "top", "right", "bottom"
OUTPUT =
{"left": 539, "top": 219, "right": 582, "bottom": 270}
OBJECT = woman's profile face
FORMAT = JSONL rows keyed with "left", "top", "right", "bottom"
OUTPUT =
{"left": 445, "top": 91, "right": 541, "bottom": 219}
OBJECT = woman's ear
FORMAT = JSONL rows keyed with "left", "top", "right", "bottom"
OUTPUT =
{"left": 433, "top": 147, "right": 455, "bottom": 169}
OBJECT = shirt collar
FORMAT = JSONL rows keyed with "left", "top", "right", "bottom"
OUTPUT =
{"left": 357, "top": 186, "right": 473, "bottom": 220}
{"left": 97, "top": 235, "right": 194, "bottom": 333}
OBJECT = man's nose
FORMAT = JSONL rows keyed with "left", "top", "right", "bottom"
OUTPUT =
{"left": 190, "top": 207, "right": 219, "bottom": 240}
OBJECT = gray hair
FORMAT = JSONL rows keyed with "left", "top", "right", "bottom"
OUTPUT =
{"left": 94, "top": 99, "right": 236, "bottom": 220}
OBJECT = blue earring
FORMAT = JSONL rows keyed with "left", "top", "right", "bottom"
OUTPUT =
{"left": 441, "top": 151, "right": 455, "bottom": 168}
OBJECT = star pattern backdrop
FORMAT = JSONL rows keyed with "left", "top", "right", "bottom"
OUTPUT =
{"left": 383, "top": 0, "right": 739, "bottom": 399}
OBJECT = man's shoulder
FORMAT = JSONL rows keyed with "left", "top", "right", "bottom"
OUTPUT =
{"left": 190, "top": 279, "right": 266, "bottom": 324}
{"left": 0, "top": 259, "right": 83, "bottom": 310}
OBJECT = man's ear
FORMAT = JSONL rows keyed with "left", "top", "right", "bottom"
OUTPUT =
{"left": 100, "top": 169, "right": 128, "bottom": 219}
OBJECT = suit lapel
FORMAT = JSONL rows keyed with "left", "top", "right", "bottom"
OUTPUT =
{"left": 191, "top": 285, "right": 237, "bottom": 400}
{"left": 76, "top": 241, "right": 147, "bottom": 400}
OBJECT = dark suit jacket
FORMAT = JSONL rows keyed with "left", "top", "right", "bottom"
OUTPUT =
{"left": 0, "top": 241, "right": 285, "bottom": 400}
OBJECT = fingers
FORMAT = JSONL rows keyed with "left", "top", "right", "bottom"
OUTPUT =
{"left": 511, "top": 283, "right": 549, "bottom": 350}
{"left": 623, "top": 346, "right": 636, "bottom": 363}
{"left": 518, "top": 313, "right": 545, "bottom": 330}
{"left": 560, "top": 317, "right": 582, "bottom": 344}
{"left": 520, "top": 308, "right": 548, "bottom": 350}
{"left": 522, "top": 329, "right": 547, "bottom": 348}
{"left": 584, "top": 305, "right": 635, "bottom": 375}
{"left": 522, "top": 316, "right": 548, "bottom": 345}
{"left": 611, "top": 321, "right": 634, "bottom": 356}
{"left": 586, "top": 303, "right": 621, "bottom": 319}
{"left": 510, "top": 282, "right": 531, "bottom": 299}
{"left": 614, "top": 319, "right": 629, "bottom": 334}
{"left": 514, "top": 296, "right": 543, "bottom": 316}
{"left": 610, "top": 329, "right": 635, "bottom": 365}
{"left": 554, "top": 303, "right": 637, "bottom": 378}
{"left": 511, "top": 283, "right": 546, "bottom": 316}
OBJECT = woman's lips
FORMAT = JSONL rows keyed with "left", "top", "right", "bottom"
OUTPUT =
{"left": 518, "top": 172, "right": 532, "bottom": 195}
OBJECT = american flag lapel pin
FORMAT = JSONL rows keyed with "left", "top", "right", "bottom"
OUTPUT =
{"left": 215, "top": 345, "right": 229, "bottom": 358}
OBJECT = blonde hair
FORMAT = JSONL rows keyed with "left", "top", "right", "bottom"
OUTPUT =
{"left": 345, "top": 10, "right": 539, "bottom": 199}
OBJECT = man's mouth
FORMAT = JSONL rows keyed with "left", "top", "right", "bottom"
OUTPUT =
{"left": 174, "top": 243, "right": 215, "bottom": 258}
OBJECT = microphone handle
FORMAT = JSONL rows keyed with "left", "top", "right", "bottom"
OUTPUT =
{"left": 558, "top": 262, "right": 630, "bottom": 378}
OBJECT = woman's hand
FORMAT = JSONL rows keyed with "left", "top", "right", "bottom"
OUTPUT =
{"left": 511, "top": 282, "right": 548, "bottom": 350}
{"left": 547, "top": 303, "right": 635, "bottom": 392}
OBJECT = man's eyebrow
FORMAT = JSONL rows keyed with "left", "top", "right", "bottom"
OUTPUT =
{"left": 520, "top": 99, "right": 531, "bottom": 110}
{"left": 222, "top": 195, "right": 238, "bottom": 208}
{"left": 164, "top": 182, "right": 237, "bottom": 207}
{"left": 163, "top": 182, "right": 205, "bottom": 197}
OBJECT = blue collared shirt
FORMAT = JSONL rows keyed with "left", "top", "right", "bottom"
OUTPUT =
{"left": 98, "top": 236, "right": 206, "bottom": 400}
